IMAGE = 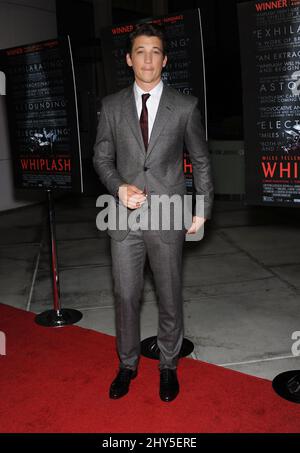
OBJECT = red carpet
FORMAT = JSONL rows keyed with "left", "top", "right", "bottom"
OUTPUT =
{"left": 0, "top": 303, "right": 300, "bottom": 433}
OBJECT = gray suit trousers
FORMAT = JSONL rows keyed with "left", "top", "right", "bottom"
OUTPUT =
{"left": 110, "top": 228, "right": 185, "bottom": 371}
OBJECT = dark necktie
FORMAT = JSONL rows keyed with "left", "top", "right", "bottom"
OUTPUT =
{"left": 140, "top": 93, "right": 150, "bottom": 150}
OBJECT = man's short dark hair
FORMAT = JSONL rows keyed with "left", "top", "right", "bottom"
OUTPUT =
{"left": 127, "top": 23, "right": 167, "bottom": 56}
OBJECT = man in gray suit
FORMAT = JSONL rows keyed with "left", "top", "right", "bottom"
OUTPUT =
{"left": 93, "top": 23, "right": 213, "bottom": 402}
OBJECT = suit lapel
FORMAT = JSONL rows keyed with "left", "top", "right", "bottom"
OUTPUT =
{"left": 122, "top": 84, "right": 175, "bottom": 159}
{"left": 123, "top": 86, "right": 145, "bottom": 157}
{"left": 146, "top": 85, "right": 175, "bottom": 160}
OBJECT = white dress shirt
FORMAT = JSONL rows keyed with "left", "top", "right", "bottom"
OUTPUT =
{"left": 133, "top": 80, "right": 163, "bottom": 142}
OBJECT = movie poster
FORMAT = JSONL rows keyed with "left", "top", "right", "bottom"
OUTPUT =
{"left": 238, "top": 0, "right": 300, "bottom": 207}
{"left": 100, "top": 10, "right": 207, "bottom": 192}
{"left": 0, "top": 37, "right": 83, "bottom": 192}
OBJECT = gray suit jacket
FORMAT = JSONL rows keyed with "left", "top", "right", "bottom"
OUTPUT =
{"left": 93, "top": 83, "right": 214, "bottom": 242}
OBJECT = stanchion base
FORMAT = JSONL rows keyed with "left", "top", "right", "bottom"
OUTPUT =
{"left": 272, "top": 370, "right": 300, "bottom": 403}
{"left": 35, "top": 309, "right": 83, "bottom": 327}
{"left": 141, "top": 336, "right": 194, "bottom": 360}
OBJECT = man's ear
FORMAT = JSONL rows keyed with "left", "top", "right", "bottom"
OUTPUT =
{"left": 126, "top": 53, "right": 133, "bottom": 67}
{"left": 162, "top": 55, "right": 167, "bottom": 68}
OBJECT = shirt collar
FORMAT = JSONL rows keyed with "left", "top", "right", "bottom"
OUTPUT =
{"left": 134, "top": 80, "right": 163, "bottom": 101}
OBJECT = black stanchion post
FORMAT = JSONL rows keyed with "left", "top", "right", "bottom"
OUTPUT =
{"left": 141, "top": 336, "right": 194, "bottom": 360}
{"left": 272, "top": 370, "right": 300, "bottom": 403}
{"left": 35, "top": 189, "right": 82, "bottom": 327}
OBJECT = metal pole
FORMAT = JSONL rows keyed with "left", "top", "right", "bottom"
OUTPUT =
{"left": 48, "top": 189, "right": 61, "bottom": 314}
{"left": 35, "top": 190, "right": 82, "bottom": 327}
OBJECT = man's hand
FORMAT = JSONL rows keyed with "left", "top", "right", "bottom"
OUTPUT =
{"left": 186, "top": 216, "right": 206, "bottom": 234}
{"left": 118, "top": 184, "right": 147, "bottom": 210}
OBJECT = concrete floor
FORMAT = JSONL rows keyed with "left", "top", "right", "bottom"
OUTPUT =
{"left": 1, "top": 194, "right": 300, "bottom": 380}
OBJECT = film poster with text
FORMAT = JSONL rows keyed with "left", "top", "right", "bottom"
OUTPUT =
{"left": 238, "top": 0, "right": 300, "bottom": 206}
{"left": 0, "top": 37, "right": 83, "bottom": 192}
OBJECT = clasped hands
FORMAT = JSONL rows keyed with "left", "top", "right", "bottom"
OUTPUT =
{"left": 118, "top": 184, "right": 147, "bottom": 210}
{"left": 118, "top": 184, "right": 206, "bottom": 234}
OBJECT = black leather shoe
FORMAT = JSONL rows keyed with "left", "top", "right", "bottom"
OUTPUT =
{"left": 159, "top": 369, "right": 179, "bottom": 402}
{"left": 109, "top": 368, "right": 137, "bottom": 399}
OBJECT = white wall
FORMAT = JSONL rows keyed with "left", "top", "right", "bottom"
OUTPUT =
{"left": 0, "top": 0, "right": 57, "bottom": 211}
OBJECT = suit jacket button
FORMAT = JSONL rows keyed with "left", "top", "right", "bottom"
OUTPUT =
{"left": 144, "top": 166, "right": 149, "bottom": 171}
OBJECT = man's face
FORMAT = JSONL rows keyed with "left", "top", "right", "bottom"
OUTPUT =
{"left": 126, "top": 35, "right": 167, "bottom": 89}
